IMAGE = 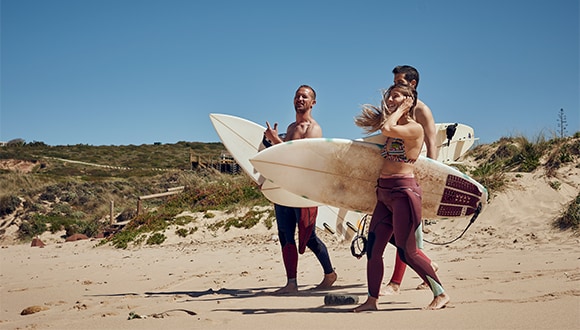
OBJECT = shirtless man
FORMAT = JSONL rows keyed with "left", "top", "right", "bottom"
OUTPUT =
{"left": 264, "top": 85, "right": 337, "bottom": 294}
{"left": 392, "top": 65, "right": 438, "bottom": 159}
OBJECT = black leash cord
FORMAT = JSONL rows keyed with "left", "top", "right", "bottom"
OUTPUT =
{"left": 423, "top": 203, "right": 482, "bottom": 246}
{"left": 350, "top": 214, "right": 369, "bottom": 258}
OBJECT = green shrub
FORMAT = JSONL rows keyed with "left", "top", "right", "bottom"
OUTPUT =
{"left": 18, "top": 217, "right": 47, "bottom": 240}
{"left": 554, "top": 193, "right": 580, "bottom": 231}
{"left": 544, "top": 138, "right": 580, "bottom": 177}
{"left": 146, "top": 232, "right": 166, "bottom": 245}
{"left": 471, "top": 161, "right": 506, "bottom": 192}
{"left": 174, "top": 215, "right": 195, "bottom": 226}
{"left": 175, "top": 228, "right": 189, "bottom": 237}
{"left": 108, "top": 230, "right": 139, "bottom": 249}
{"left": 78, "top": 219, "right": 103, "bottom": 237}
{"left": 508, "top": 137, "right": 546, "bottom": 172}
{"left": 0, "top": 195, "right": 21, "bottom": 216}
{"left": 549, "top": 181, "right": 561, "bottom": 191}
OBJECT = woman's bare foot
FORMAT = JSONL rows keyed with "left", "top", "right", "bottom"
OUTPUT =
{"left": 423, "top": 292, "right": 450, "bottom": 310}
{"left": 380, "top": 282, "right": 400, "bottom": 295}
{"left": 273, "top": 282, "right": 298, "bottom": 295}
{"left": 353, "top": 296, "right": 378, "bottom": 312}
{"left": 313, "top": 272, "right": 337, "bottom": 290}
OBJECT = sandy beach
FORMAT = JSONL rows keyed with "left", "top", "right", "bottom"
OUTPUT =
{"left": 1, "top": 166, "right": 579, "bottom": 329}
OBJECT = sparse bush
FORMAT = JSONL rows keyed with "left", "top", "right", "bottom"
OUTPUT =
{"left": 18, "top": 217, "right": 47, "bottom": 240}
{"left": 223, "top": 210, "right": 262, "bottom": 231}
{"left": 471, "top": 161, "right": 507, "bottom": 192}
{"left": 554, "top": 193, "right": 580, "bottom": 231}
{"left": 174, "top": 215, "right": 195, "bottom": 226}
{"left": 108, "top": 230, "right": 139, "bottom": 249}
{"left": 549, "top": 181, "right": 561, "bottom": 191}
{"left": 146, "top": 232, "right": 166, "bottom": 245}
{"left": 116, "top": 208, "right": 137, "bottom": 222}
{"left": 544, "top": 137, "right": 580, "bottom": 177}
{"left": 175, "top": 228, "right": 189, "bottom": 237}
{"left": 0, "top": 195, "right": 21, "bottom": 216}
{"left": 491, "top": 143, "right": 519, "bottom": 162}
{"left": 76, "top": 218, "right": 102, "bottom": 237}
{"left": 263, "top": 208, "right": 276, "bottom": 230}
{"left": 7, "top": 138, "right": 25, "bottom": 146}
{"left": 507, "top": 136, "right": 546, "bottom": 172}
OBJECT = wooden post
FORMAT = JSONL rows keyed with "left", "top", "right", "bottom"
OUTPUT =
{"left": 110, "top": 200, "right": 114, "bottom": 225}
{"left": 136, "top": 187, "right": 183, "bottom": 216}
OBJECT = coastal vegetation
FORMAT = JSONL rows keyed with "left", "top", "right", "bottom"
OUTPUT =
{"left": 1, "top": 133, "right": 578, "bottom": 248}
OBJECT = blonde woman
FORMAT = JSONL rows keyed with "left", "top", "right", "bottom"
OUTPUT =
{"left": 353, "top": 83, "right": 449, "bottom": 312}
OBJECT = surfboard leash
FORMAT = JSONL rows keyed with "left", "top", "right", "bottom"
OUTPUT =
{"left": 349, "top": 201, "right": 482, "bottom": 255}
{"left": 349, "top": 214, "right": 369, "bottom": 259}
{"left": 424, "top": 202, "right": 483, "bottom": 246}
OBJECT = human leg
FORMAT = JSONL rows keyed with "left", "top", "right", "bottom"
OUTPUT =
{"left": 353, "top": 199, "right": 393, "bottom": 312}
{"left": 306, "top": 228, "right": 337, "bottom": 289}
{"left": 385, "top": 220, "right": 437, "bottom": 294}
{"left": 388, "top": 181, "right": 449, "bottom": 309}
{"left": 274, "top": 205, "right": 299, "bottom": 294}
{"left": 382, "top": 252, "right": 406, "bottom": 295}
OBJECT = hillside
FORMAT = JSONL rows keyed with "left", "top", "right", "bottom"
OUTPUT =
{"left": 0, "top": 135, "right": 579, "bottom": 247}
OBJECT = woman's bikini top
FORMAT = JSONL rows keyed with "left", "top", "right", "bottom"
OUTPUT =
{"left": 380, "top": 137, "right": 417, "bottom": 164}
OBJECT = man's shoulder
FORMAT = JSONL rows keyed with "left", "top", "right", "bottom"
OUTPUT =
{"left": 415, "top": 99, "right": 433, "bottom": 115}
{"left": 414, "top": 99, "right": 435, "bottom": 130}
{"left": 416, "top": 99, "right": 430, "bottom": 110}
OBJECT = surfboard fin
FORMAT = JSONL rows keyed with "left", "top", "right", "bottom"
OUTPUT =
{"left": 445, "top": 123, "right": 458, "bottom": 147}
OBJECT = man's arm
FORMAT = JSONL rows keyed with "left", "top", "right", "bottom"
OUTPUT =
{"left": 415, "top": 100, "right": 438, "bottom": 160}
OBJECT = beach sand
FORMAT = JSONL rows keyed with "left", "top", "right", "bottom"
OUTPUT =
{"left": 1, "top": 166, "right": 579, "bottom": 329}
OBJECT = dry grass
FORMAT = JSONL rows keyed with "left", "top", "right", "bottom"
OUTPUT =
{"left": 1, "top": 133, "right": 579, "bottom": 245}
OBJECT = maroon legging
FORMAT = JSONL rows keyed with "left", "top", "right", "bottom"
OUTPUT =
{"left": 365, "top": 177, "right": 443, "bottom": 298}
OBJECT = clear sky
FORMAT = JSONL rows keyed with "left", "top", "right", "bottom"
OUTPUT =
{"left": 1, "top": 0, "right": 578, "bottom": 146}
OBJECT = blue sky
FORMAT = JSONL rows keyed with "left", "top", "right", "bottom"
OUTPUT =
{"left": 1, "top": 0, "right": 578, "bottom": 146}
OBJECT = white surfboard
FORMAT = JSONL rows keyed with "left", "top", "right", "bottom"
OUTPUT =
{"left": 260, "top": 180, "right": 322, "bottom": 207}
{"left": 361, "top": 123, "right": 477, "bottom": 164}
{"left": 209, "top": 113, "right": 319, "bottom": 206}
{"left": 250, "top": 138, "right": 488, "bottom": 220}
{"left": 209, "top": 113, "right": 361, "bottom": 240}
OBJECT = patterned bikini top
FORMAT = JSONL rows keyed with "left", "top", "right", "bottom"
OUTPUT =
{"left": 380, "top": 137, "right": 417, "bottom": 164}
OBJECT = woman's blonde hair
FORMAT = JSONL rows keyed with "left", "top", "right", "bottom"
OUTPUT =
{"left": 354, "top": 83, "right": 418, "bottom": 134}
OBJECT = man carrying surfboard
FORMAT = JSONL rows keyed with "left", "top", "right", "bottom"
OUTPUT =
{"left": 392, "top": 65, "right": 438, "bottom": 160}
{"left": 263, "top": 85, "right": 337, "bottom": 294}
{"left": 353, "top": 83, "right": 449, "bottom": 311}
{"left": 383, "top": 65, "right": 439, "bottom": 295}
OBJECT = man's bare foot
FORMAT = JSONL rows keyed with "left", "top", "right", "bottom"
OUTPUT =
{"left": 416, "top": 261, "right": 439, "bottom": 290}
{"left": 353, "top": 296, "right": 378, "bottom": 312}
{"left": 313, "top": 272, "right": 337, "bottom": 290}
{"left": 380, "top": 282, "right": 400, "bottom": 295}
{"left": 423, "top": 293, "right": 450, "bottom": 310}
{"left": 431, "top": 261, "right": 439, "bottom": 272}
{"left": 273, "top": 282, "right": 298, "bottom": 295}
